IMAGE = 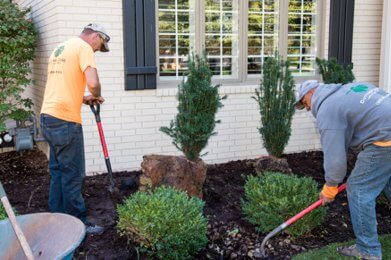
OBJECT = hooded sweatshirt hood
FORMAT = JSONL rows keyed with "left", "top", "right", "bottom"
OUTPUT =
{"left": 310, "top": 83, "right": 342, "bottom": 118}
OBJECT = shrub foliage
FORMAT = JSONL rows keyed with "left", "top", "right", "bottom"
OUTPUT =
{"left": 117, "top": 186, "right": 208, "bottom": 259}
{"left": 0, "top": 204, "right": 7, "bottom": 220}
{"left": 316, "top": 57, "right": 355, "bottom": 84}
{"left": 253, "top": 55, "right": 295, "bottom": 158}
{"left": 160, "top": 53, "right": 226, "bottom": 161}
{"left": 0, "top": 1, "right": 37, "bottom": 132}
{"left": 242, "top": 172, "right": 326, "bottom": 238}
{"left": 0, "top": 204, "right": 17, "bottom": 221}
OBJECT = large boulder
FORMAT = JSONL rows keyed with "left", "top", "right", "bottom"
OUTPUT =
{"left": 140, "top": 154, "right": 207, "bottom": 198}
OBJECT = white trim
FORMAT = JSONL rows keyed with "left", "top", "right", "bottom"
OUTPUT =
{"left": 380, "top": 0, "right": 391, "bottom": 92}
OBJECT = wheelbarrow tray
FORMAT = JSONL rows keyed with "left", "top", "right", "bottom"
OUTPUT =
{"left": 0, "top": 212, "right": 85, "bottom": 260}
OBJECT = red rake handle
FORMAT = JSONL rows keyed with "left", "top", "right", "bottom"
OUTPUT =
{"left": 285, "top": 183, "right": 347, "bottom": 226}
{"left": 260, "top": 183, "right": 347, "bottom": 256}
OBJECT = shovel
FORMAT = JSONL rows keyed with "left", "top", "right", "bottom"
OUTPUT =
{"left": 90, "top": 104, "right": 118, "bottom": 194}
{"left": 260, "top": 183, "right": 347, "bottom": 257}
{"left": 0, "top": 182, "right": 34, "bottom": 260}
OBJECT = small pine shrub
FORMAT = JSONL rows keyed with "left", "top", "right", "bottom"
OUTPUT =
{"left": 160, "top": 53, "right": 226, "bottom": 161}
{"left": 316, "top": 57, "right": 355, "bottom": 84}
{"left": 242, "top": 172, "right": 326, "bottom": 238}
{"left": 253, "top": 54, "right": 295, "bottom": 158}
{"left": 117, "top": 186, "right": 208, "bottom": 259}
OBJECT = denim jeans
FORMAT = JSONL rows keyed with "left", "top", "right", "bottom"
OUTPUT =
{"left": 40, "top": 114, "right": 87, "bottom": 223}
{"left": 347, "top": 144, "right": 391, "bottom": 257}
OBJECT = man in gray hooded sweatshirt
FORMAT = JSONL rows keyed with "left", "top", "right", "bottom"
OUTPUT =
{"left": 295, "top": 80, "right": 391, "bottom": 260}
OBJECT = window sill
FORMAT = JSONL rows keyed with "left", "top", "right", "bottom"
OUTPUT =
{"left": 156, "top": 75, "right": 322, "bottom": 97}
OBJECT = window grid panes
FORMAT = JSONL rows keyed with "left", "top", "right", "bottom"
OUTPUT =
{"left": 287, "top": 0, "right": 317, "bottom": 76}
{"left": 205, "top": 0, "right": 239, "bottom": 78}
{"left": 247, "top": 0, "right": 279, "bottom": 75}
{"left": 158, "top": 0, "right": 319, "bottom": 80}
{"left": 158, "top": 0, "right": 195, "bottom": 78}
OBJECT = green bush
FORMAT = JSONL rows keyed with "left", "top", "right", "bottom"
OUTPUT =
{"left": 0, "top": 204, "right": 7, "bottom": 220}
{"left": 242, "top": 172, "right": 326, "bottom": 238}
{"left": 316, "top": 57, "right": 355, "bottom": 84}
{"left": 160, "top": 53, "right": 226, "bottom": 161}
{"left": 0, "top": 1, "right": 37, "bottom": 132}
{"left": 253, "top": 54, "right": 295, "bottom": 158}
{"left": 0, "top": 204, "right": 17, "bottom": 221}
{"left": 117, "top": 186, "right": 208, "bottom": 259}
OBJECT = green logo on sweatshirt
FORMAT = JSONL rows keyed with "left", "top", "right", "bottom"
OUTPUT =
{"left": 54, "top": 45, "right": 64, "bottom": 57}
{"left": 346, "top": 85, "right": 368, "bottom": 95}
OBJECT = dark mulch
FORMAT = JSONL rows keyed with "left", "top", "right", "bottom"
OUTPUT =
{"left": 0, "top": 149, "right": 390, "bottom": 259}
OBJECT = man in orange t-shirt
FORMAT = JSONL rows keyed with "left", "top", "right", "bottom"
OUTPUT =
{"left": 40, "top": 23, "right": 109, "bottom": 235}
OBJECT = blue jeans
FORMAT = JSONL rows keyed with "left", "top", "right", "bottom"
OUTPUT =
{"left": 347, "top": 144, "right": 391, "bottom": 257}
{"left": 40, "top": 114, "right": 86, "bottom": 223}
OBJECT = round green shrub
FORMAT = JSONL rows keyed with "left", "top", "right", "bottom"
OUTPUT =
{"left": 117, "top": 186, "right": 208, "bottom": 259}
{"left": 242, "top": 172, "right": 326, "bottom": 238}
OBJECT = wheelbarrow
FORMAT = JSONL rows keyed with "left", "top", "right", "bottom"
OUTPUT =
{"left": 0, "top": 182, "right": 85, "bottom": 260}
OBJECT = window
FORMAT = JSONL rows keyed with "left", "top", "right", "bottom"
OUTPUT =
{"left": 287, "top": 0, "right": 318, "bottom": 75}
{"left": 158, "top": 0, "right": 321, "bottom": 81}
{"left": 247, "top": 0, "right": 279, "bottom": 75}
{"left": 158, "top": 0, "right": 195, "bottom": 77}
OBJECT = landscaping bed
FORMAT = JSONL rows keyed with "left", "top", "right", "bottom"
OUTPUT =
{"left": 0, "top": 148, "right": 390, "bottom": 259}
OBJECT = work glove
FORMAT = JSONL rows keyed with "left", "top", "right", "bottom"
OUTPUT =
{"left": 319, "top": 184, "right": 338, "bottom": 205}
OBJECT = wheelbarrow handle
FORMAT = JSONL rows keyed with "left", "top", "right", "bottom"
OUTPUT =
{"left": 0, "top": 182, "right": 5, "bottom": 199}
{"left": 0, "top": 182, "right": 35, "bottom": 260}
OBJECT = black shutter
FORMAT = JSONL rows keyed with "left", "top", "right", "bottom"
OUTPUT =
{"left": 122, "top": 0, "right": 157, "bottom": 90}
{"left": 328, "top": 0, "right": 355, "bottom": 67}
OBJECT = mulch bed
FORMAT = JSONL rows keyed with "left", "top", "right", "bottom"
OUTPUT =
{"left": 0, "top": 148, "right": 390, "bottom": 259}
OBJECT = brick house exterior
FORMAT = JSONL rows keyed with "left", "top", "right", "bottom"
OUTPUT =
{"left": 10, "top": 0, "right": 387, "bottom": 174}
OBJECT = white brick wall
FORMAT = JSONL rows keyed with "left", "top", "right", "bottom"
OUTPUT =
{"left": 9, "top": 0, "right": 383, "bottom": 174}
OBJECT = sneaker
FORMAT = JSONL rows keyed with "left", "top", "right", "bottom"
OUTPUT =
{"left": 85, "top": 222, "right": 104, "bottom": 235}
{"left": 337, "top": 244, "right": 382, "bottom": 260}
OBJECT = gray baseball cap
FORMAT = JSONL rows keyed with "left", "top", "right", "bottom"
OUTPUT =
{"left": 294, "top": 80, "right": 320, "bottom": 110}
{"left": 84, "top": 23, "right": 110, "bottom": 52}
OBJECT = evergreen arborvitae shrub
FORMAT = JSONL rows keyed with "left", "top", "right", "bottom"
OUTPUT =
{"left": 253, "top": 55, "right": 295, "bottom": 158}
{"left": 242, "top": 172, "right": 326, "bottom": 238}
{"left": 0, "top": 1, "right": 37, "bottom": 132}
{"left": 316, "top": 57, "right": 355, "bottom": 84}
{"left": 160, "top": 53, "right": 226, "bottom": 161}
{"left": 117, "top": 186, "right": 208, "bottom": 259}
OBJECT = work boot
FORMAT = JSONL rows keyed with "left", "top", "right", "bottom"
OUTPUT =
{"left": 337, "top": 244, "right": 382, "bottom": 260}
{"left": 85, "top": 221, "right": 104, "bottom": 235}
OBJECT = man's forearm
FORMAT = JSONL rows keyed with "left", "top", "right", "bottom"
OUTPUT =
{"left": 89, "top": 82, "right": 101, "bottom": 97}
